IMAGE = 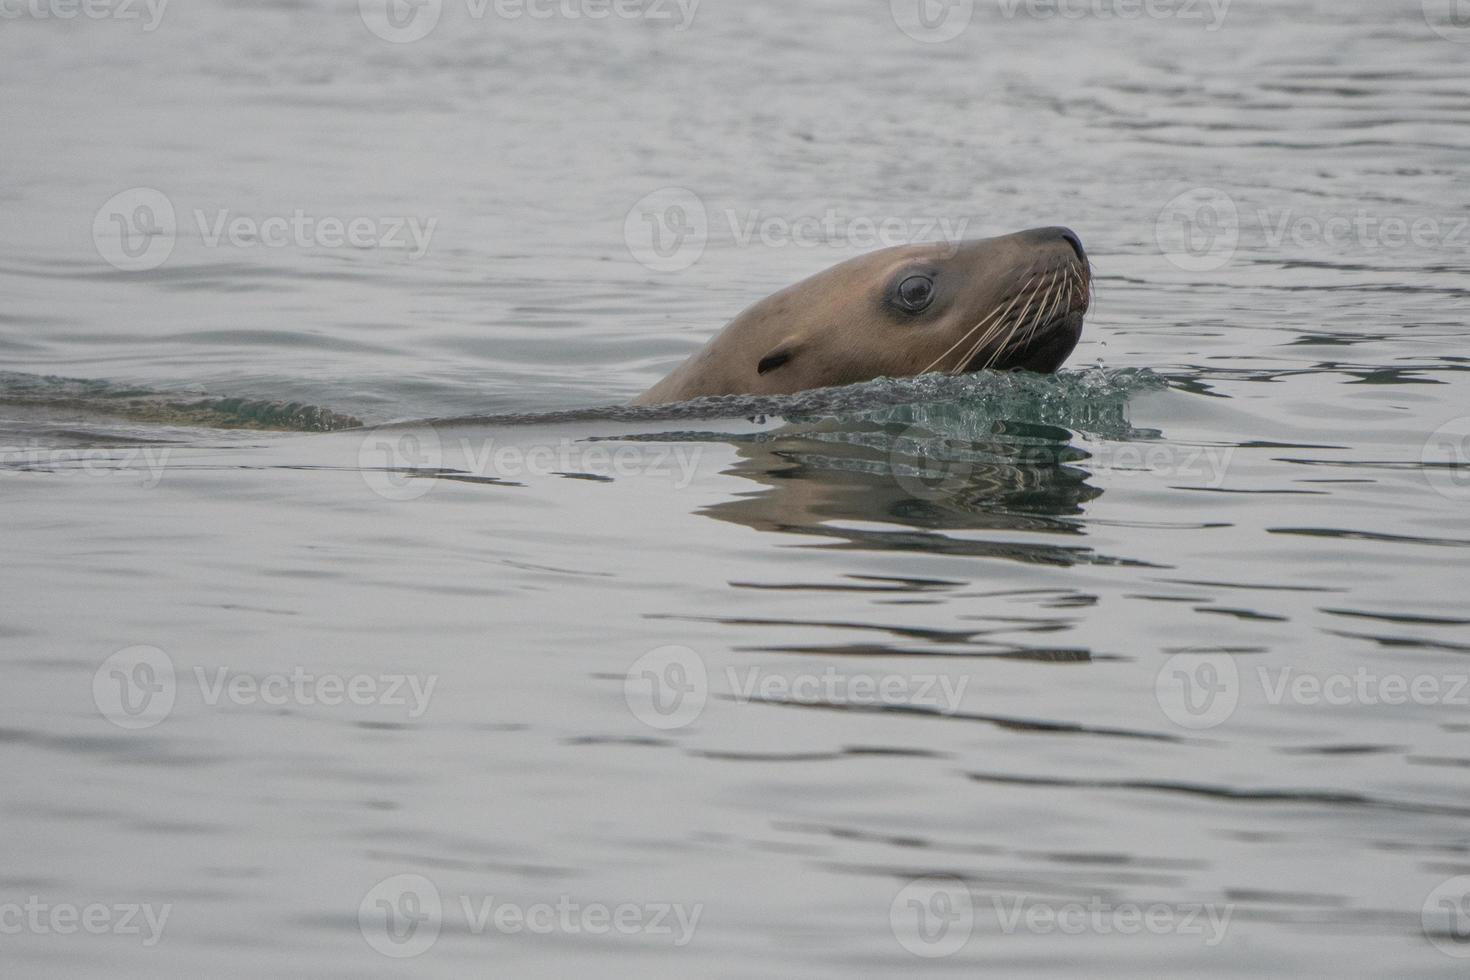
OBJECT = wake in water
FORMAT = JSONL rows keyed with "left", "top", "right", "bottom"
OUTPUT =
{"left": 0, "top": 371, "right": 363, "bottom": 435}
{"left": 0, "top": 367, "right": 1164, "bottom": 443}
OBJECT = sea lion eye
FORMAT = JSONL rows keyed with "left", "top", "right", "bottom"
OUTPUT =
{"left": 895, "top": 274, "right": 935, "bottom": 314}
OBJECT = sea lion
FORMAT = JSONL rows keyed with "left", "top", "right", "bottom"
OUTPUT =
{"left": 633, "top": 227, "right": 1091, "bottom": 406}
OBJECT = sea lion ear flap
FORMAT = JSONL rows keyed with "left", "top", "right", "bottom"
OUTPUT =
{"left": 757, "top": 340, "right": 800, "bottom": 375}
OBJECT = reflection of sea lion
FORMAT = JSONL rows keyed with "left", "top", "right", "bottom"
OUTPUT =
{"left": 633, "top": 227, "right": 1090, "bottom": 406}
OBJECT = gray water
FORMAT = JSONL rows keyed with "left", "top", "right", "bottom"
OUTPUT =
{"left": 4, "top": 0, "right": 1470, "bottom": 976}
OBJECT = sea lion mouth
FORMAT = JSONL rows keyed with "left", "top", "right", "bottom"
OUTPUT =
{"left": 976, "top": 309, "right": 1086, "bottom": 373}
{"left": 958, "top": 258, "right": 1091, "bottom": 375}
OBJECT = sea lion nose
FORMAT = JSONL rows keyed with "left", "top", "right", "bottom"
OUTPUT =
{"left": 1058, "top": 228, "right": 1086, "bottom": 261}
{"left": 1036, "top": 226, "right": 1086, "bottom": 261}
{"left": 1017, "top": 226, "right": 1087, "bottom": 261}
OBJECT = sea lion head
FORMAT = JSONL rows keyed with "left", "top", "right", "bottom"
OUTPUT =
{"left": 633, "top": 226, "right": 1091, "bottom": 405}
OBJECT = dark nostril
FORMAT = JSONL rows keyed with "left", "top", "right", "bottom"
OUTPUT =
{"left": 1057, "top": 227, "right": 1086, "bottom": 261}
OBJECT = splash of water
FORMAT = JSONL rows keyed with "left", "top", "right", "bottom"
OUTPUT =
{"left": 418, "top": 367, "right": 1167, "bottom": 439}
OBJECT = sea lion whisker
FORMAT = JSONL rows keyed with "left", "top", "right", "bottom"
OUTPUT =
{"left": 1028, "top": 270, "right": 1064, "bottom": 340}
{"left": 982, "top": 270, "right": 1054, "bottom": 371}
{"left": 955, "top": 273, "right": 1044, "bottom": 374}
{"left": 919, "top": 298, "right": 1011, "bottom": 376}
{"left": 934, "top": 280, "right": 1030, "bottom": 377}
{"left": 1028, "top": 273, "right": 1071, "bottom": 349}
{"left": 994, "top": 268, "right": 1062, "bottom": 367}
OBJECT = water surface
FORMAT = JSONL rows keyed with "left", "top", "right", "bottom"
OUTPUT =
{"left": 3, "top": 1, "right": 1470, "bottom": 976}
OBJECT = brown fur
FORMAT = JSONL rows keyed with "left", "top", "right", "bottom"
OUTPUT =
{"left": 633, "top": 227, "right": 1090, "bottom": 406}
